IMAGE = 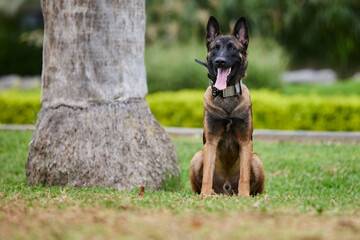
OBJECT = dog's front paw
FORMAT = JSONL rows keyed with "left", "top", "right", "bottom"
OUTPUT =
{"left": 201, "top": 188, "right": 216, "bottom": 197}
{"left": 238, "top": 184, "right": 250, "bottom": 197}
{"left": 238, "top": 182, "right": 250, "bottom": 197}
{"left": 238, "top": 190, "right": 250, "bottom": 197}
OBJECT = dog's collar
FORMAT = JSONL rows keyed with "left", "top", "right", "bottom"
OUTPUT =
{"left": 195, "top": 59, "right": 243, "bottom": 98}
{"left": 210, "top": 80, "right": 242, "bottom": 98}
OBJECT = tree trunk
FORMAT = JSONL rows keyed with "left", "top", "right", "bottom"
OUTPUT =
{"left": 26, "top": 0, "right": 179, "bottom": 190}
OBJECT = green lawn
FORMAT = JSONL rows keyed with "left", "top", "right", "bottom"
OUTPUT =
{"left": 0, "top": 130, "right": 359, "bottom": 239}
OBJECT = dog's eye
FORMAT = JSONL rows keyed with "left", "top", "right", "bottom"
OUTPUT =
{"left": 229, "top": 45, "right": 237, "bottom": 52}
{"left": 212, "top": 45, "right": 220, "bottom": 51}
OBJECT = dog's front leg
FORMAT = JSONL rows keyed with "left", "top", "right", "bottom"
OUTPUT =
{"left": 201, "top": 138, "right": 220, "bottom": 196}
{"left": 238, "top": 141, "right": 253, "bottom": 197}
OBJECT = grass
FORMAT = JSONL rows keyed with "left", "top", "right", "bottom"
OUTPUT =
{"left": 0, "top": 130, "right": 359, "bottom": 239}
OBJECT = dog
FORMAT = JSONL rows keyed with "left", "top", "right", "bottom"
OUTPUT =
{"left": 190, "top": 16, "right": 265, "bottom": 196}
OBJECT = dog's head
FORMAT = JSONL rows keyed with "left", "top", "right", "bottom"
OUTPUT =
{"left": 206, "top": 16, "right": 249, "bottom": 90}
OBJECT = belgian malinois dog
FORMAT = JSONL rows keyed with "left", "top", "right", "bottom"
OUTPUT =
{"left": 190, "top": 16, "right": 265, "bottom": 196}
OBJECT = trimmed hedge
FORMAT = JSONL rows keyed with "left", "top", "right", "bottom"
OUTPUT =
{"left": 146, "top": 90, "right": 204, "bottom": 128}
{"left": 1, "top": 89, "right": 360, "bottom": 131}
{"left": 251, "top": 90, "right": 360, "bottom": 131}
{"left": 147, "top": 90, "right": 360, "bottom": 131}
{"left": 0, "top": 89, "right": 41, "bottom": 124}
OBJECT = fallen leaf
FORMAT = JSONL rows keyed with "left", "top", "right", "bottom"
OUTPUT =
{"left": 191, "top": 219, "right": 202, "bottom": 229}
{"left": 138, "top": 186, "right": 145, "bottom": 196}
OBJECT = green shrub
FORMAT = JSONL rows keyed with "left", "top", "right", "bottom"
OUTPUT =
{"left": 1, "top": 88, "right": 360, "bottom": 131}
{"left": 145, "top": 38, "right": 287, "bottom": 93}
{"left": 0, "top": 89, "right": 41, "bottom": 124}
{"left": 146, "top": 90, "right": 204, "bottom": 128}
{"left": 145, "top": 41, "right": 208, "bottom": 93}
{"left": 246, "top": 38, "right": 288, "bottom": 89}
{"left": 251, "top": 90, "right": 360, "bottom": 131}
{"left": 148, "top": 90, "right": 360, "bottom": 131}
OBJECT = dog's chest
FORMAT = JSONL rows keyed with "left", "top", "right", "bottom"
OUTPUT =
{"left": 225, "top": 116, "right": 249, "bottom": 134}
{"left": 209, "top": 106, "right": 252, "bottom": 176}
{"left": 214, "top": 131, "right": 240, "bottom": 177}
{"left": 214, "top": 97, "right": 239, "bottom": 114}
{"left": 214, "top": 118, "right": 246, "bottom": 172}
{"left": 206, "top": 109, "right": 250, "bottom": 138}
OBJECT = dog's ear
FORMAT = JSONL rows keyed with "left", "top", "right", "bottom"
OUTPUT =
{"left": 206, "top": 16, "right": 221, "bottom": 47}
{"left": 233, "top": 17, "right": 249, "bottom": 48}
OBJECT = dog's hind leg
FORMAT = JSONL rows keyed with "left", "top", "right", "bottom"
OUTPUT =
{"left": 250, "top": 153, "right": 265, "bottom": 196}
{"left": 190, "top": 151, "right": 203, "bottom": 194}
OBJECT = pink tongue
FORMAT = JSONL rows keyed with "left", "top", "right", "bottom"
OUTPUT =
{"left": 215, "top": 68, "right": 229, "bottom": 90}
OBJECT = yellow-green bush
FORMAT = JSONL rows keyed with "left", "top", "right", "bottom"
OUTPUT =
{"left": 146, "top": 90, "right": 204, "bottom": 128}
{"left": 251, "top": 90, "right": 360, "bottom": 131}
{"left": 0, "top": 89, "right": 41, "bottom": 124}
{"left": 147, "top": 90, "right": 360, "bottom": 131}
{"left": 1, "top": 89, "right": 360, "bottom": 131}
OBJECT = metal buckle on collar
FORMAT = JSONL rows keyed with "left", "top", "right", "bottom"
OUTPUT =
{"left": 211, "top": 81, "right": 220, "bottom": 97}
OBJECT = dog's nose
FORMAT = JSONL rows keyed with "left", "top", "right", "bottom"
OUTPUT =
{"left": 215, "top": 57, "right": 226, "bottom": 66}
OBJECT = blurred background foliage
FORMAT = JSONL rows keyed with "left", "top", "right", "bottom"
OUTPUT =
{"left": 0, "top": 0, "right": 359, "bottom": 91}
{"left": 146, "top": 0, "right": 360, "bottom": 79}
{"left": 0, "top": 0, "right": 42, "bottom": 76}
{"left": 1, "top": 0, "right": 360, "bottom": 131}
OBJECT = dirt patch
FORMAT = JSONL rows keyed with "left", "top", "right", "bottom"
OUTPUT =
{"left": 1, "top": 202, "right": 359, "bottom": 240}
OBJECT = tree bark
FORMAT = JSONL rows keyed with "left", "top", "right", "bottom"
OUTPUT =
{"left": 26, "top": 0, "right": 179, "bottom": 190}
